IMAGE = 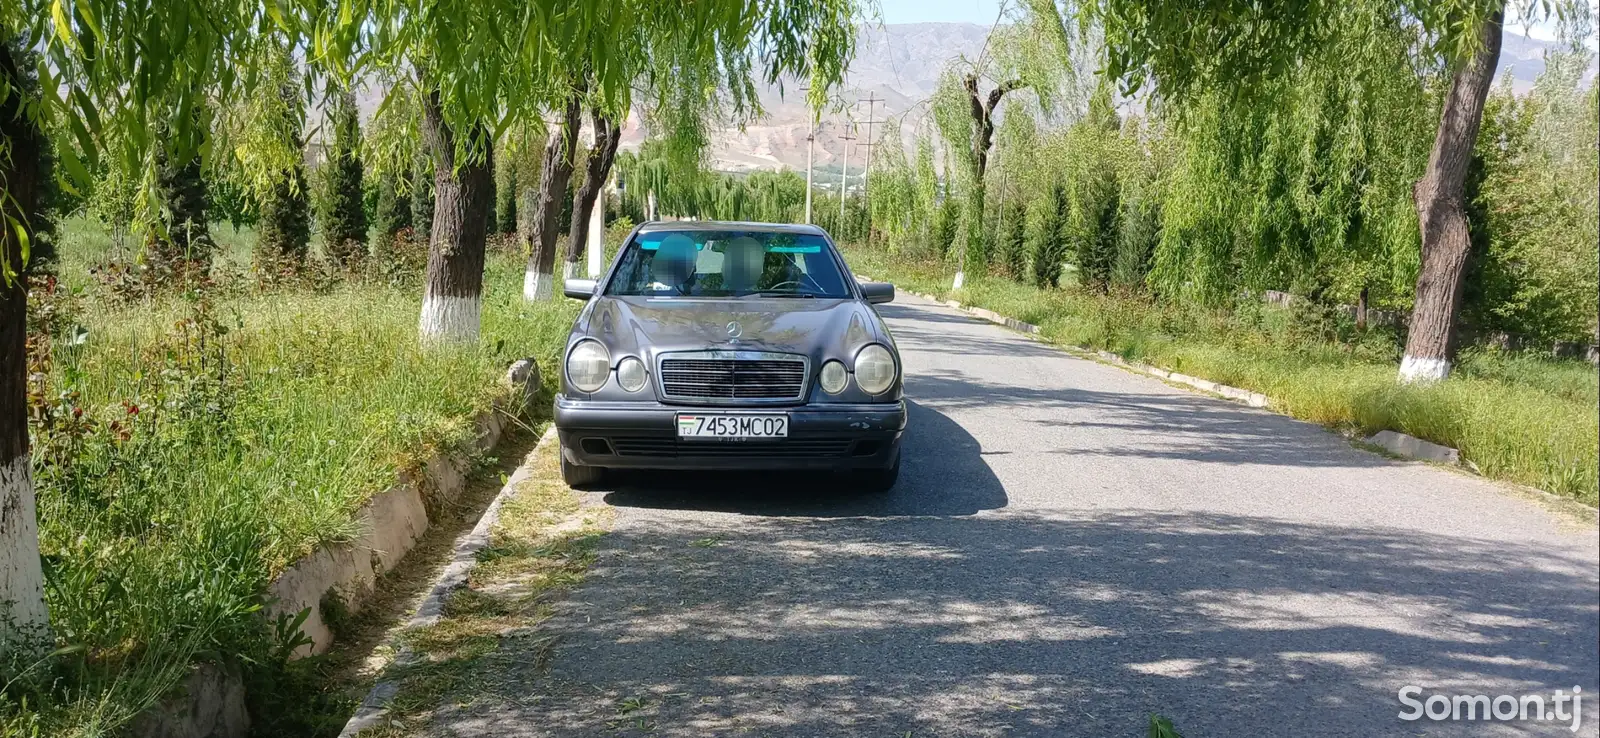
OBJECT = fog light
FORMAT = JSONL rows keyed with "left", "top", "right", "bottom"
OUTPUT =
{"left": 819, "top": 360, "right": 848, "bottom": 394}
{"left": 617, "top": 357, "right": 647, "bottom": 392}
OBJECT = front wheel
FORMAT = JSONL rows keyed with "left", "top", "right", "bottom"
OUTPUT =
{"left": 561, "top": 453, "right": 607, "bottom": 489}
{"left": 852, "top": 455, "right": 900, "bottom": 493}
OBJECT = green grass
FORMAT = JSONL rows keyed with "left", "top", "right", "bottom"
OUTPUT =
{"left": 51, "top": 215, "right": 261, "bottom": 291}
{"left": 843, "top": 244, "right": 1599, "bottom": 505}
{"left": 6, "top": 222, "right": 580, "bottom": 737}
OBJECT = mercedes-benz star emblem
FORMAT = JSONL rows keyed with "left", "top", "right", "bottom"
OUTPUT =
{"left": 726, "top": 321, "right": 742, "bottom": 339}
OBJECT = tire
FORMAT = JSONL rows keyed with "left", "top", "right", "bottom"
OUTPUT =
{"left": 560, "top": 452, "right": 607, "bottom": 489}
{"left": 853, "top": 454, "right": 900, "bottom": 493}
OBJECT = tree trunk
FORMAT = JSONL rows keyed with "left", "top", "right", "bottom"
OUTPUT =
{"left": 0, "top": 40, "right": 53, "bottom": 654}
{"left": 524, "top": 92, "right": 584, "bottom": 300}
{"left": 960, "top": 75, "right": 1021, "bottom": 276}
{"left": 564, "top": 111, "right": 620, "bottom": 279}
{"left": 1400, "top": 5, "right": 1504, "bottom": 383}
{"left": 418, "top": 85, "right": 494, "bottom": 341}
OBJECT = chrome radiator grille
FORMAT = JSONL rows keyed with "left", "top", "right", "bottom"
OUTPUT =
{"left": 659, "top": 354, "right": 807, "bottom": 401}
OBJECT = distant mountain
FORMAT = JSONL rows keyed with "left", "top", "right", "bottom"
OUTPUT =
{"left": 620, "top": 23, "right": 992, "bottom": 175}
{"left": 637, "top": 22, "right": 1596, "bottom": 175}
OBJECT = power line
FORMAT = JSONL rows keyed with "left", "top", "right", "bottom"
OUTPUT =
{"left": 857, "top": 92, "right": 883, "bottom": 234}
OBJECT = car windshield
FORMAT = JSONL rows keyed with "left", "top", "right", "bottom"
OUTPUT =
{"left": 604, "top": 230, "right": 851, "bottom": 298}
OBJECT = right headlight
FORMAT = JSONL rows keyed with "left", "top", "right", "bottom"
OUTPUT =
{"left": 853, "top": 344, "right": 897, "bottom": 395}
{"left": 566, "top": 340, "right": 610, "bottom": 393}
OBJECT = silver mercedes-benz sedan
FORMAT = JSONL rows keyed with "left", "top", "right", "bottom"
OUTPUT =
{"left": 553, "top": 221, "right": 906, "bottom": 492}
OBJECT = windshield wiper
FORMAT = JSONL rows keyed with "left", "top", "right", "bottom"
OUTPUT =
{"left": 747, "top": 291, "right": 817, "bottom": 298}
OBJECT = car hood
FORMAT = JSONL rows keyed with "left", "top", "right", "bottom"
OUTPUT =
{"left": 578, "top": 295, "right": 890, "bottom": 361}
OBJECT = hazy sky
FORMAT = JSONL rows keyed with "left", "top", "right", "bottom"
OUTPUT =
{"left": 874, "top": 0, "right": 1001, "bottom": 25}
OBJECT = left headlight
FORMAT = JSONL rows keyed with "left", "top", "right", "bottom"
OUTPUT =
{"left": 566, "top": 340, "right": 611, "bottom": 393}
{"left": 616, "top": 356, "right": 648, "bottom": 392}
{"left": 854, "top": 343, "right": 897, "bottom": 395}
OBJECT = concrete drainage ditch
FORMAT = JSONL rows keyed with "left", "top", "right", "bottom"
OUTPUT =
{"left": 132, "top": 358, "right": 541, "bottom": 738}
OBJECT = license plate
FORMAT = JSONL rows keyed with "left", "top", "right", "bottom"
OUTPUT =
{"left": 676, "top": 414, "right": 789, "bottom": 440}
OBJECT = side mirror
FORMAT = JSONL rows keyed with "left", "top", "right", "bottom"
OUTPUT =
{"left": 860, "top": 281, "right": 895, "bottom": 305}
{"left": 563, "top": 279, "right": 597, "bottom": 300}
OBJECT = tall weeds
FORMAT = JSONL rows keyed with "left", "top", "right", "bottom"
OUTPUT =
{"left": 7, "top": 243, "right": 577, "bottom": 735}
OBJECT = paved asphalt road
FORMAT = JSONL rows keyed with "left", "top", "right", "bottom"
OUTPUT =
{"left": 439, "top": 293, "right": 1600, "bottom": 737}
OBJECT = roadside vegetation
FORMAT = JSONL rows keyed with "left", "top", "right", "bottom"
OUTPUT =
{"left": 842, "top": 244, "right": 1599, "bottom": 505}
{"left": 7, "top": 219, "right": 578, "bottom": 735}
{"left": 827, "top": 3, "right": 1598, "bottom": 504}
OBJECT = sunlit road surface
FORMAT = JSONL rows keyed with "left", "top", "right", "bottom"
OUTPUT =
{"left": 437, "top": 292, "right": 1599, "bottom": 737}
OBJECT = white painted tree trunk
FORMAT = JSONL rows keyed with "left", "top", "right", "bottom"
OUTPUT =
{"left": 562, "top": 260, "right": 578, "bottom": 280}
{"left": 587, "top": 193, "right": 606, "bottom": 278}
{"left": 1398, "top": 355, "right": 1451, "bottom": 383}
{"left": 523, "top": 268, "right": 554, "bottom": 301}
{"left": 1, "top": 455, "right": 51, "bottom": 652}
{"left": 418, "top": 294, "right": 481, "bottom": 342}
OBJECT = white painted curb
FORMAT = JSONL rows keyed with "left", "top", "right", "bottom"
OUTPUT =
{"left": 1366, "top": 430, "right": 1462, "bottom": 466}
{"left": 338, "top": 427, "right": 559, "bottom": 737}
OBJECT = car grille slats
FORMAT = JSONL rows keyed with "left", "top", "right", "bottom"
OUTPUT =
{"left": 660, "top": 356, "right": 806, "bottom": 401}
{"left": 611, "top": 438, "right": 850, "bottom": 458}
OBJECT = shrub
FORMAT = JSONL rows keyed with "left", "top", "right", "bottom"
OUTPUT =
{"left": 999, "top": 200, "right": 1027, "bottom": 280}
{"left": 320, "top": 90, "right": 368, "bottom": 267}
{"left": 374, "top": 171, "right": 413, "bottom": 249}
{"left": 497, "top": 161, "right": 519, "bottom": 235}
{"left": 256, "top": 168, "right": 312, "bottom": 263}
{"left": 1030, "top": 183, "right": 1069, "bottom": 289}
{"left": 412, "top": 154, "right": 435, "bottom": 244}
{"left": 932, "top": 196, "right": 960, "bottom": 257}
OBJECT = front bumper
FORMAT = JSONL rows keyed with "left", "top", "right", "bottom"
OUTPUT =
{"left": 554, "top": 395, "right": 906, "bottom": 471}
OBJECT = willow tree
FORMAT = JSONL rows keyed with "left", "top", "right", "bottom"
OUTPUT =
{"left": 1143, "top": 6, "right": 1431, "bottom": 311}
{"left": 2, "top": 0, "right": 348, "bottom": 655}
{"left": 930, "top": 0, "right": 1075, "bottom": 277}
{"left": 233, "top": 43, "right": 313, "bottom": 265}
{"left": 0, "top": 32, "right": 53, "bottom": 655}
{"left": 1092, "top": 0, "right": 1581, "bottom": 381}
{"left": 865, "top": 116, "right": 944, "bottom": 252}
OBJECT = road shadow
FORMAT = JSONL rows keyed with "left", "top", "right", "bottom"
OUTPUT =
{"left": 434, "top": 509, "right": 1600, "bottom": 737}
{"left": 598, "top": 399, "right": 1007, "bottom": 517}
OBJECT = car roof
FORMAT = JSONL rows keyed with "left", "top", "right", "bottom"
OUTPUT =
{"left": 635, "top": 220, "right": 829, "bottom": 237}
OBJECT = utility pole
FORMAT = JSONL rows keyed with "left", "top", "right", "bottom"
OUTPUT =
{"left": 840, "top": 121, "right": 856, "bottom": 229}
{"left": 804, "top": 124, "right": 816, "bottom": 224}
{"left": 800, "top": 85, "right": 817, "bottom": 225}
{"left": 858, "top": 92, "right": 882, "bottom": 200}
{"left": 857, "top": 92, "right": 882, "bottom": 237}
